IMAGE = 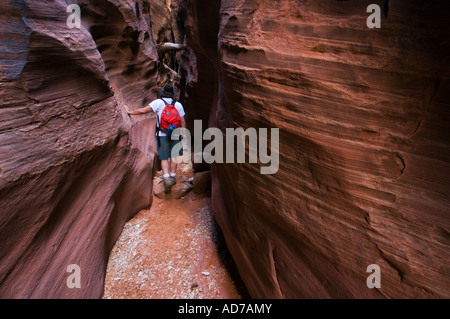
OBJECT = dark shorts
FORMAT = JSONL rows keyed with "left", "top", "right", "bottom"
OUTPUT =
{"left": 157, "top": 135, "right": 183, "bottom": 160}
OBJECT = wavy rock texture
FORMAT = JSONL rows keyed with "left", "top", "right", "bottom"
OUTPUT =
{"left": 0, "top": 0, "right": 180, "bottom": 298}
{"left": 1, "top": 0, "right": 449, "bottom": 299}
{"left": 206, "top": 0, "right": 450, "bottom": 298}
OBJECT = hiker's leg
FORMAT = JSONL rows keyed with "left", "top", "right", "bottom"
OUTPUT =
{"left": 168, "top": 138, "right": 183, "bottom": 175}
{"left": 161, "top": 159, "right": 173, "bottom": 192}
{"left": 169, "top": 139, "right": 183, "bottom": 179}
{"left": 161, "top": 159, "right": 170, "bottom": 175}
{"left": 169, "top": 158, "right": 177, "bottom": 175}
{"left": 157, "top": 135, "right": 171, "bottom": 182}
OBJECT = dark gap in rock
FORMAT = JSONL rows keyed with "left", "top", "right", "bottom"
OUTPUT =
{"left": 211, "top": 216, "right": 251, "bottom": 299}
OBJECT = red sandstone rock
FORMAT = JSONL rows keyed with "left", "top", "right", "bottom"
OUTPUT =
{"left": 153, "top": 179, "right": 193, "bottom": 200}
{"left": 205, "top": 0, "right": 450, "bottom": 298}
{"left": 0, "top": 0, "right": 177, "bottom": 298}
{"left": 193, "top": 171, "right": 211, "bottom": 195}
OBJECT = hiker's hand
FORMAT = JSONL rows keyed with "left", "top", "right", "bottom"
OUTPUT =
{"left": 124, "top": 105, "right": 132, "bottom": 115}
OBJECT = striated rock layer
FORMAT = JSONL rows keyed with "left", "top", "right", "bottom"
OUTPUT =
{"left": 0, "top": 0, "right": 181, "bottom": 298}
{"left": 2, "top": 0, "right": 449, "bottom": 299}
{"left": 204, "top": 0, "right": 450, "bottom": 298}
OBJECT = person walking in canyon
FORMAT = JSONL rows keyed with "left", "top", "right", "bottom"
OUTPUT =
{"left": 125, "top": 84, "right": 186, "bottom": 192}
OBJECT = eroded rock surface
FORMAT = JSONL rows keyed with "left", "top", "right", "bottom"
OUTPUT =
{"left": 0, "top": 0, "right": 183, "bottom": 298}
{"left": 205, "top": 0, "right": 450, "bottom": 298}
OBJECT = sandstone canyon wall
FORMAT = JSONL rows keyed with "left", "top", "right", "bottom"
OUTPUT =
{"left": 207, "top": 0, "right": 450, "bottom": 298}
{"left": 0, "top": 0, "right": 185, "bottom": 298}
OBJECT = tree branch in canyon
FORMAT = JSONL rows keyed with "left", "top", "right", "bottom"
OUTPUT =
{"left": 158, "top": 61, "right": 181, "bottom": 84}
{"left": 157, "top": 42, "right": 187, "bottom": 55}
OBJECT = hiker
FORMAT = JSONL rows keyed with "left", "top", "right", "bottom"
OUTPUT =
{"left": 125, "top": 84, "right": 186, "bottom": 191}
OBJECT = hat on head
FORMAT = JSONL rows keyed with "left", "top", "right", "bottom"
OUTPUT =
{"left": 159, "top": 84, "right": 177, "bottom": 98}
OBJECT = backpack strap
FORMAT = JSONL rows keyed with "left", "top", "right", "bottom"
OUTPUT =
{"left": 160, "top": 98, "right": 177, "bottom": 105}
{"left": 155, "top": 99, "right": 166, "bottom": 146}
{"left": 155, "top": 113, "right": 161, "bottom": 147}
{"left": 156, "top": 98, "right": 170, "bottom": 130}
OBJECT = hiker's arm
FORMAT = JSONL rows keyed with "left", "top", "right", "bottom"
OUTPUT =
{"left": 125, "top": 104, "right": 154, "bottom": 115}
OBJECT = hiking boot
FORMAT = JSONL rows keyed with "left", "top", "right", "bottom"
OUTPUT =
{"left": 163, "top": 177, "right": 173, "bottom": 193}
{"left": 167, "top": 176, "right": 177, "bottom": 186}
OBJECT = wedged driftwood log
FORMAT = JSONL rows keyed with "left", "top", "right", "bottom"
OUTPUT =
{"left": 157, "top": 42, "right": 187, "bottom": 55}
{"left": 158, "top": 61, "right": 181, "bottom": 83}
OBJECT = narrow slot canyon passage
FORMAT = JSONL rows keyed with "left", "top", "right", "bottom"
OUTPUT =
{"left": 101, "top": 1, "right": 239, "bottom": 298}
{"left": 103, "top": 151, "right": 248, "bottom": 299}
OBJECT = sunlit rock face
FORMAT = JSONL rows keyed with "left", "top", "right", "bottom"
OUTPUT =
{"left": 204, "top": 0, "right": 450, "bottom": 298}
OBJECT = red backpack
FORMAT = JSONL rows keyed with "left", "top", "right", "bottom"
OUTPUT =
{"left": 158, "top": 98, "right": 182, "bottom": 132}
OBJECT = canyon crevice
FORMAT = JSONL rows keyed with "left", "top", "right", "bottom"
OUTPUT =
{"left": 1, "top": 0, "right": 449, "bottom": 298}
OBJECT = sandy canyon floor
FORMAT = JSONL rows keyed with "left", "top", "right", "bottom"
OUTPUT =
{"left": 103, "top": 156, "right": 243, "bottom": 299}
